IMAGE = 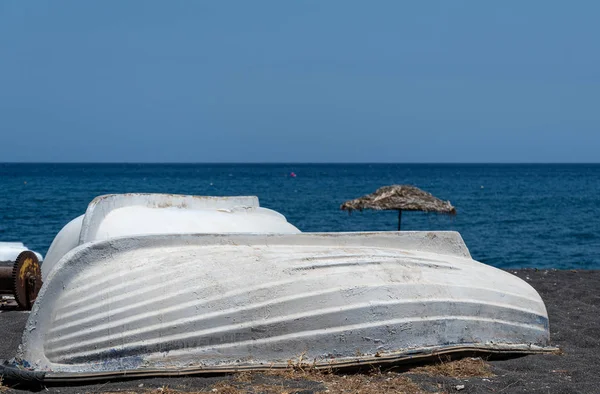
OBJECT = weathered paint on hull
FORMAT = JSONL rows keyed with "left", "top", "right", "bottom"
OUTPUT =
{"left": 20, "top": 232, "right": 551, "bottom": 374}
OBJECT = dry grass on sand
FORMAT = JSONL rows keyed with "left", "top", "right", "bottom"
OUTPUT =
{"left": 142, "top": 371, "right": 423, "bottom": 394}
{"left": 410, "top": 356, "right": 494, "bottom": 379}
{"left": 97, "top": 357, "right": 493, "bottom": 394}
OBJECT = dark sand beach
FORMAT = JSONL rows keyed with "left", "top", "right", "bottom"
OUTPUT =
{"left": 2, "top": 269, "right": 599, "bottom": 394}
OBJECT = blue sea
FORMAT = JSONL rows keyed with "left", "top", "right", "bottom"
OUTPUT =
{"left": 1, "top": 164, "right": 598, "bottom": 270}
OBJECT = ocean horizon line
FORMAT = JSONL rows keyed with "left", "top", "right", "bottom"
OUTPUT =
{"left": 1, "top": 162, "right": 600, "bottom": 166}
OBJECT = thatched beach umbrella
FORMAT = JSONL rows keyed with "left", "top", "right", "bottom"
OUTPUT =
{"left": 340, "top": 185, "right": 456, "bottom": 231}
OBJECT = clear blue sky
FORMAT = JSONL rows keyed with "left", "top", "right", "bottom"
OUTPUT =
{"left": 1, "top": 1, "right": 598, "bottom": 162}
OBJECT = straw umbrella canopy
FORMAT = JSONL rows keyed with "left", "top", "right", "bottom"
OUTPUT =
{"left": 340, "top": 185, "right": 456, "bottom": 231}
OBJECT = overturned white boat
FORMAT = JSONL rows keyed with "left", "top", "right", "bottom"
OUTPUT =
{"left": 13, "top": 193, "right": 553, "bottom": 379}
{"left": 0, "top": 242, "right": 43, "bottom": 264}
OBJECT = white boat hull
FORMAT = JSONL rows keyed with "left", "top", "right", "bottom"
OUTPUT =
{"left": 19, "top": 232, "right": 551, "bottom": 374}
{"left": 0, "top": 242, "right": 43, "bottom": 263}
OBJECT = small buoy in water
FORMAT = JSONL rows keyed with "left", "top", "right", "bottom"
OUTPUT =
{"left": 24, "top": 181, "right": 27, "bottom": 185}
{"left": 480, "top": 185, "right": 484, "bottom": 189}
{"left": 290, "top": 172, "right": 297, "bottom": 178}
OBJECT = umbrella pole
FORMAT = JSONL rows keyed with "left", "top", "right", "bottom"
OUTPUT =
{"left": 397, "top": 210, "right": 402, "bottom": 231}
